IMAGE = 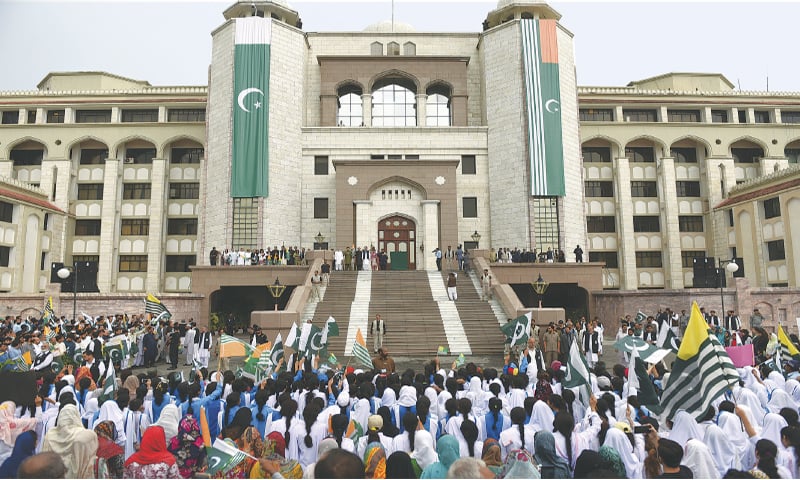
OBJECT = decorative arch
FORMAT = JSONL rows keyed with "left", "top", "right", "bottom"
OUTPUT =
{"left": 160, "top": 134, "right": 204, "bottom": 158}
{"left": 64, "top": 135, "right": 109, "bottom": 159}
{"left": 334, "top": 79, "right": 365, "bottom": 96}
{"left": 5, "top": 136, "right": 48, "bottom": 159}
{"left": 424, "top": 79, "right": 454, "bottom": 96}
{"left": 368, "top": 69, "right": 420, "bottom": 92}
{"left": 110, "top": 135, "right": 158, "bottom": 159}
{"left": 669, "top": 135, "right": 714, "bottom": 156}
{"left": 377, "top": 211, "right": 420, "bottom": 225}
{"left": 366, "top": 175, "right": 428, "bottom": 199}
{"left": 581, "top": 135, "right": 623, "bottom": 157}
{"left": 623, "top": 135, "right": 668, "bottom": 156}
{"left": 728, "top": 135, "right": 769, "bottom": 157}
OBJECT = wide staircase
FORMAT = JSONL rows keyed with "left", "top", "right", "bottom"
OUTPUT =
{"left": 442, "top": 271, "right": 507, "bottom": 355}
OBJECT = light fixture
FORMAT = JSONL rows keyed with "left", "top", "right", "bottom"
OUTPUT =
{"left": 471, "top": 230, "right": 481, "bottom": 246}
{"left": 267, "top": 277, "right": 286, "bottom": 311}
{"left": 57, "top": 264, "right": 77, "bottom": 322}
{"left": 532, "top": 273, "right": 549, "bottom": 309}
{"left": 718, "top": 259, "right": 740, "bottom": 318}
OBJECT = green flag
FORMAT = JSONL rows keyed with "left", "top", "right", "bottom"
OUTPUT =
{"left": 98, "top": 362, "right": 116, "bottom": 404}
{"left": 455, "top": 353, "right": 466, "bottom": 368}
{"left": 269, "top": 333, "right": 285, "bottom": 367}
{"left": 206, "top": 439, "right": 248, "bottom": 476}
{"left": 105, "top": 343, "right": 126, "bottom": 366}
{"left": 437, "top": 345, "right": 450, "bottom": 355}
{"left": 500, "top": 314, "right": 531, "bottom": 346}
{"left": 321, "top": 316, "right": 339, "bottom": 344}
{"left": 232, "top": 17, "right": 271, "bottom": 198}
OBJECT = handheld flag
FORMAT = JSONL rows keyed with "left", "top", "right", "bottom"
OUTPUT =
{"left": 456, "top": 353, "right": 466, "bottom": 368}
{"left": 145, "top": 293, "right": 171, "bottom": 322}
{"left": 635, "top": 311, "right": 647, "bottom": 324}
{"left": 562, "top": 338, "right": 591, "bottom": 392}
{"left": 43, "top": 297, "right": 56, "bottom": 326}
{"left": 437, "top": 345, "right": 450, "bottom": 355}
{"left": 199, "top": 406, "right": 212, "bottom": 448}
{"left": 352, "top": 328, "right": 373, "bottom": 368}
{"left": 657, "top": 321, "right": 680, "bottom": 353}
{"left": 500, "top": 313, "right": 531, "bottom": 346}
{"left": 777, "top": 324, "right": 800, "bottom": 360}
{"left": 627, "top": 346, "right": 639, "bottom": 394}
{"left": 328, "top": 352, "right": 337, "bottom": 365}
{"left": 206, "top": 438, "right": 248, "bottom": 476}
{"left": 321, "top": 316, "right": 339, "bottom": 344}
{"left": 219, "top": 334, "right": 256, "bottom": 358}
{"left": 269, "top": 333, "right": 285, "bottom": 366}
{"left": 286, "top": 322, "right": 300, "bottom": 351}
{"left": 98, "top": 361, "right": 117, "bottom": 404}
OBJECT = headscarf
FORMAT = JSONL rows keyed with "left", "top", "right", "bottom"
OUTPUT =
{"left": 528, "top": 399, "right": 555, "bottom": 431}
{"left": 598, "top": 445, "right": 626, "bottom": 479}
{"left": 785, "top": 378, "right": 800, "bottom": 403}
{"left": 97, "top": 399, "right": 126, "bottom": 443}
{"left": 0, "top": 431, "right": 36, "bottom": 478}
{"left": 481, "top": 438, "right": 503, "bottom": 470}
{"left": 760, "top": 412, "right": 788, "bottom": 446}
{"left": 41, "top": 404, "right": 91, "bottom": 478}
{"left": 733, "top": 386, "right": 767, "bottom": 427}
{"left": 83, "top": 397, "right": 100, "bottom": 427}
{"left": 501, "top": 449, "right": 541, "bottom": 479}
{"left": 767, "top": 370, "right": 786, "bottom": 389}
{"left": 420, "top": 434, "right": 458, "bottom": 479}
{"left": 704, "top": 423, "right": 740, "bottom": 477}
{"left": 75, "top": 366, "right": 97, "bottom": 390}
{"left": 573, "top": 450, "right": 613, "bottom": 479}
{"left": 683, "top": 438, "right": 720, "bottom": 479}
{"left": 364, "top": 441, "right": 387, "bottom": 479}
{"left": 124, "top": 426, "right": 176, "bottom": 467}
{"left": 717, "top": 411, "right": 750, "bottom": 464}
{"left": 381, "top": 388, "right": 398, "bottom": 409}
{"left": 73, "top": 429, "right": 100, "bottom": 478}
{"left": 602, "top": 426, "right": 641, "bottom": 479}
{"left": 0, "top": 401, "right": 37, "bottom": 448}
{"left": 533, "top": 430, "right": 570, "bottom": 479}
{"left": 260, "top": 431, "right": 303, "bottom": 479}
{"left": 386, "top": 451, "right": 416, "bottom": 479}
{"left": 410, "top": 429, "right": 438, "bottom": 470}
{"left": 95, "top": 420, "right": 124, "bottom": 459}
{"left": 123, "top": 375, "right": 140, "bottom": 399}
{"left": 767, "top": 389, "right": 797, "bottom": 413}
{"left": 154, "top": 404, "right": 181, "bottom": 443}
{"left": 168, "top": 414, "right": 206, "bottom": 478}
{"left": 668, "top": 410, "right": 703, "bottom": 446}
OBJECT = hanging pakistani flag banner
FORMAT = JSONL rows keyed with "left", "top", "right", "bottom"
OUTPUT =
{"left": 232, "top": 17, "right": 271, "bottom": 198}
{"left": 520, "top": 18, "right": 565, "bottom": 197}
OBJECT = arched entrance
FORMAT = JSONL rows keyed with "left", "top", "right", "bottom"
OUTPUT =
{"left": 378, "top": 215, "right": 416, "bottom": 270}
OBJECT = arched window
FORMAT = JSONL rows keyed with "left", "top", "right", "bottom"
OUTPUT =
{"left": 372, "top": 78, "right": 416, "bottom": 127}
{"left": 337, "top": 84, "right": 363, "bottom": 127}
{"left": 426, "top": 84, "right": 451, "bottom": 126}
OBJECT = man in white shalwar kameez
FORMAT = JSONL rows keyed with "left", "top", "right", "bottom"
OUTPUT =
{"left": 196, "top": 326, "right": 212, "bottom": 368}
{"left": 184, "top": 323, "right": 196, "bottom": 366}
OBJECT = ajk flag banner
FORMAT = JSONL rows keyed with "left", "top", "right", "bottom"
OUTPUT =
{"left": 520, "top": 18, "right": 565, "bottom": 197}
{"left": 232, "top": 17, "right": 271, "bottom": 198}
{"left": 777, "top": 324, "right": 800, "bottom": 360}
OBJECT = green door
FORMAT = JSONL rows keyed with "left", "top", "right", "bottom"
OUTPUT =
{"left": 390, "top": 252, "right": 408, "bottom": 270}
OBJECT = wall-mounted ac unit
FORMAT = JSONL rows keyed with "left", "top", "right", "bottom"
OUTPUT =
{"left": 124, "top": 158, "right": 134, "bottom": 164}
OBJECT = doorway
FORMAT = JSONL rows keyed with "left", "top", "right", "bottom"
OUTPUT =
{"left": 378, "top": 215, "right": 416, "bottom": 270}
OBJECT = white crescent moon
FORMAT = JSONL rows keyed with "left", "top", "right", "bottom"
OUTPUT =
{"left": 545, "top": 99, "right": 560, "bottom": 113}
{"left": 237, "top": 88, "right": 264, "bottom": 113}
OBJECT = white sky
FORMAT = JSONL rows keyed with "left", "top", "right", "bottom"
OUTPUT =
{"left": 1, "top": 0, "right": 798, "bottom": 92}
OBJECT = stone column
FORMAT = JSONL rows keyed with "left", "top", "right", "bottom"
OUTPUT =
{"left": 613, "top": 156, "right": 637, "bottom": 290}
{"left": 658, "top": 156, "right": 683, "bottom": 288}
{"left": 416, "top": 93, "right": 427, "bottom": 127}
{"left": 760, "top": 157, "right": 789, "bottom": 176}
{"left": 361, "top": 94, "right": 372, "bottom": 127}
{"left": 158, "top": 106, "right": 167, "bottom": 123}
{"left": 40, "top": 159, "right": 71, "bottom": 262}
{"left": 146, "top": 158, "right": 167, "bottom": 292}
{"left": 706, "top": 157, "right": 736, "bottom": 267}
{"left": 421, "top": 200, "right": 440, "bottom": 271}
{"left": 353, "top": 200, "right": 372, "bottom": 248}
{"left": 320, "top": 94, "right": 338, "bottom": 126}
{"left": 97, "top": 159, "right": 121, "bottom": 292}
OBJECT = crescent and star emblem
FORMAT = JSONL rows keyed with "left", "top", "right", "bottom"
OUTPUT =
{"left": 237, "top": 88, "right": 265, "bottom": 113}
{"left": 545, "top": 99, "right": 560, "bottom": 113}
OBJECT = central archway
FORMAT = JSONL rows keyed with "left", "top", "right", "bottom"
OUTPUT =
{"left": 378, "top": 215, "right": 416, "bottom": 270}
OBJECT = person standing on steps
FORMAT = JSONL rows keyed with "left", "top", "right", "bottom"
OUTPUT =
{"left": 446, "top": 272, "right": 458, "bottom": 301}
{"left": 481, "top": 269, "right": 493, "bottom": 301}
{"left": 434, "top": 247, "right": 442, "bottom": 271}
{"left": 573, "top": 245, "right": 583, "bottom": 263}
{"left": 370, "top": 314, "right": 386, "bottom": 353}
{"left": 310, "top": 270, "right": 322, "bottom": 301}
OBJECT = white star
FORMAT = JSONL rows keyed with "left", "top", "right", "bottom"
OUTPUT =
{"left": 254, "top": 101, "right": 262, "bottom": 109}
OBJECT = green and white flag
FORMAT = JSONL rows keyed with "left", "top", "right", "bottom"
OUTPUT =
{"left": 321, "top": 316, "right": 339, "bottom": 344}
{"left": 232, "top": 17, "right": 271, "bottom": 198}
{"left": 105, "top": 343, "right": 127, "bottom": 366}
{"left": 635, "top": 311, "right": 647, "bottom": 324}
{"left": 206, "top": 438, "right": 248, "bottom": 476}
{"left": 500, "top": 313, "right": 532, "bottom": 346}
{"left": 520, "top": 18, "right": 564, "bottom": 196}
{"left": 286, "top": 322, "right": 300, "bottom": 351}
{"left": 269, "top": 333, "right": 285, "bottom": 367}
{"left": 98, "top": 361, "right": 116, "bottom": 404}
{"left": 562, "top": 338, "right": 591, "bottom": 397}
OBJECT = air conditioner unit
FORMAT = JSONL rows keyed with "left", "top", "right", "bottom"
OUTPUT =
{"left": 124, "top": 158, "right": 134, "bottom": 164}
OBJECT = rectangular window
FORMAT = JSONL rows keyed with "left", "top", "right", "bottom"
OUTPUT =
{"left": 314, "top": 197, "right": 329, "bottom": 219}
{"left": 120, "top": 219, "right": 150, "bottom": 236}
{"left": 584, "top": 181, "right": 614, "bottom": 197}
{"left": 767, "top": 240, "right": 786, "bottom": 261}
{"left": 0, "top": 201, "right": 13, "bottom": 223}
{"left": 123, "top": 183, "right": 151, "bottom": 200}
{"left": 43, "top": 213, "right": 49, "bottom": 230}
{"left": 124, "top": 148, "right": 156, "bottom": 164}
{"left": 121, "top": 109, "right": 158, "bottom": 123}
{"left": 169, "top": 183, "right": 199, "bottom": 200}
{"left": 623, "top": 109, "right": 657, "bottom": 122}
{"left": 10, "top": 150, "right": 43, "bottom": 166}
{"left": 667, "top": 110, "right": 701, "bottom": 122}
{"left": 405, "top": 154, "right": 419, "bottom": 160}
{"left": 631, "top": 181, "right": 658, "bottom": 197}
{"left": 586, "top": 216, "right": 615, "bottom": 233}
{"left": 635, "top": 251, "right": 663, "bottom": 268}
{"left": 165, "top": 255, "right": 196, "bottom": 273}
{"left": 681, "top": 250, "right": 706, "bottom": 268}
{"left": 41, "top": 252, "right": 47, "bottom": 271}
{"left": 588, "top": 251, "right": 618, "bottom": 268}
{"left": 625, "top": 146, "right": 655, "bottom": 163}
{"left": 73, "top": 255, "right": 99, "bottom": 264}
{"left": 462, "top": 197, "right": 478, "bottom": 218}
{"left": 633, "top": 216, "right": 660, "bottom": 232}
{"left": 763, "top": 197, "right": 781, "bottom": 219}
{"left": 579, "top": 108, "right": 614, "bottom": 121}
{"left": 46, "top": 110, "right": 65, "bottom": 123}
{"left": 461, "top": 155, "right": 476, "bottom": 175}
{"left": 79, "top": 149, "right": 108, "bottom": 165}
{"left": 119, "top": 255, "right": 148, "bottom": 272}
{"left": 314, "top": 156, "right": 329, "bottom": 175}
{"left": 167, "top": 108, "right": 205, "bottom": 122}
{"left": 387, "top": 154, "right": 402, "bottom": 160}
{"left": 711, "top": 110, "right": 729, "bottom": 123}
{"left": 370, "top": 154, "right": 385, "bottom": 160}
{"left": 782, "top": 111, "right": 800, "bottom": 124}
{"left": 671, "top": 147, "right": 697, "bottom": 163}
{"left": 74, "top": 219, "right": 101, "bottom": 236}
{"left": 678, "top": 215, "right": 704, "bottom": 232}
{"left": 785, "top": 148, "right": 800, "bottom": 164}
{"left": 167, "top": 218, "right": 198, "bottom": 235}
{"left": 170, "top": 147, "right": 203, "bottom": 164}
{"left": 232, "top": 198, "right": 258, "bottom": 250}
{"left": 27, "top": 110, "right": 36, "bottom": 124}
{"left": 728, "top": 209, "right": 734, "bottom": 227}
{"left": 738, "top": 110, "right": 747, "bottom": 123}
{"left": 1, "top": 111, "right": 19, "bottom": 124}
{"left": 533, "top": 197, "right": 560, "bottom": 250}
{"left": 676, "top": 181, "right": 701, "bottom": 197}
{"left": 0, "top": 246, "right": 9, "bottom": 267}
{"left": 754, "top": 110, "right": 770, "bottom": 124}
{"left": 77, "top": 184, "right": 104, "bottom": 200}
{"left": 75, "top": 109, "right": 111, "bottom": 123}
{"left": 582, "top": 146, "right": 611, "bottom": 163}
{"left": 732, "top": 148, "right": 761, "bottom": 163}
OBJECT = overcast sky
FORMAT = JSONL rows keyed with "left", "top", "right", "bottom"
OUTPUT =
{"left": 1, "top": 1, "right": 797, "bottom": 92}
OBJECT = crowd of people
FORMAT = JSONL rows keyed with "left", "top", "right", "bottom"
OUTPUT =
{"left": 210, "top": 246, "right": 309, "bottom": 267}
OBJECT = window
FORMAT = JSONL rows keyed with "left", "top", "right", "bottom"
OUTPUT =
{"left": 676, "top": 181, "right": 701, "bottom": 197}
{"left": 767, "top": 240, "right": 785, "bottom": 261}
{"left": 167, "top": 218, "right": 197, "bottom": 235}
{"left": 625, "top": 147, "right": 655, "bottom": 163}
{"left": 122, "top": 109, "right": 158, "bottom": 123}
{"left": 754, "top": 110, "right": 770, "bottom": 124}
{"left": 124, "top": 148, "right": 156, "bottom": 164}
{"left": 121, "top": 219, "right": 150, "bottom": 236}
{"left": 372, "top": 80, "right": 416, "bottom": 127}
{"left": 314, "top": 198, "right": 329, "bottom": 219}
{"left": 73, "top": 255, "right": 99, "bottom": 264}
{"left": 337, "top": 84, "right": 363, "bottom": 127}
{"left": 462, "top": 197, "right": 478, "bottom": 218}
{"left": 74, "top": 219, "right": 101, "bottom": 236}
{"left": 678, "top": 216, "right": 704, "bottom": 232}
{"left": 533, "top": 197, "right": 560, "bottom": 249}
{"left": 635, "top": 251, "right": 662, "bottom": 268}
{"left": 167, "top": 109, "right": 205, "bottom": 122}
{"left": 667, "top": 110, "right": 700, "bottom": 122}
{"left": 582, "top": 146, "right": 611, "bottom": 163}
{"left": 123, "top": 183, "right": 151, "bottom": 200}
{"left": 681, "top": 250, "right": 706, "bottom": 268}
{"left": 633, "top": 216, "right": 660, "bottom": 232}
{"left": 630, "top": 181, "right": 658, "bottom": 197}
{"left": 403, "top": 42, "right": 416, "bottom": 55}
{"left": 170, "top": 147, "right": 203, "bottom": 164}
{"left": 584, "top": 181, "right": 614, "bottom": 197}
{"left": 77, "top": 184, "right": 104, "bottom": 200}
{"left": 314, "top": 156, "right": 329, "bottom": 175}
{"left": 0, "top": 201, "right": 13, "bottom": 223}
{"left": 43, "top": 213, "right": 49, "bottom": 230}
{"left": 79, "top": 149, "right": 108, "bottom": 165}
{"left": 10, "top": 149, "right": 43, "bottom": 166}
{"left": 119, "top": 255, "right": 148, "bottom": 272}
{"left": 232, "top": 198, "right": 258, "bottom": 250}
{"left": 387, "top": 154, "right": 402, "bottom": 160}
{"left": 579, "top": 109, "right": 613, "bottom": 121}
{"left": 0, "top": 246, "right": 9, "bottom": 267}
{"left": 461, "top": 155, "right": 476, "bottom": 175}
{"left": 169, "top": 183, "right": 199, "bottom": 200}
{"left": 732, "top": 148, "right": 762, "bottom": 164}
{"left": 589, "top": 251, "right": 618, "bottom": 268}
{"left": 387, "top": 42, "right": 400, "bottom": 55}
{"left": 47, "top": 110, "right": 65, "bottom": 123}
{"left": 671, "top": 147, "right": 697, "bottom": 163}
{"left": 405, "top": 154, "right": 419, "bottom": 160}
{"left": 1, "top": 111, "right": 19, "bottom": 124}
{"left": 586, "top": 216, "right": 615, "bottom": 233}
{"left": 763, "top": 197, "right": 781, "bottom": 219}
{"left": 785, "top": 148, "right": 800, "bottom": 164}
{"left": 370, "top": 42, "right": 383, "bottom": 55}
{"left": 728, "top": 209, "right": 734, "bottom": 227}
{"left": 426, "top": 84, "right": 451, "bottom": 126}
{"left": 623, "top": 109, "right": 657, "bottom": 122}
{"left": 75, "top": 110, "right": 111, "bottom": 123}
{"left": 782, "top": 111, "right": 800, "bottom": 124}
{"left": 41, "top": 252, "right": 47, "bottom": 271}
{"left": 165, "top": 255, "right": 196, "bottom": 272}
{"left": 737, "top": 110, "right": 747, "bottom": 123}
{"left": 711, "top": 110, "right": 729, "bottom": 123}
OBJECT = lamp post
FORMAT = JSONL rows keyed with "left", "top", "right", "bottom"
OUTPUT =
{"left": 471, "top": 230, "right": 481, "bottom": 248}
{"left": 267, "top": 277, "right": 286, "bottom": 311}
{"left": 314, "top": 232, "right": 326, "bottom": 251}
{"left": 532, "top": 273, "right": 549, "bottom": 310}
{"left": 56, "top": 263, "right": 77, "bottom": 322}
{"left": 718, "top": 259, "right": 740, "bottom": 319}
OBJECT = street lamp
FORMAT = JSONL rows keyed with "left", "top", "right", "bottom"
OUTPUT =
{"left": 718, "top": 259, "right": 740, "bottom": 319}
{"left": 56, "top": 263, "right": 77, "bottom": 322}
{"left": 532, "top": 273, "right": 549, "bottom": 309}
{"left": 471, "top": 230, "right": 481, "bottom": 248}
{"left": 267, "top": 277, "right": 286, "bottom": 311}
{"left": 314, "top": 232, "right": 326, "bottom": 250}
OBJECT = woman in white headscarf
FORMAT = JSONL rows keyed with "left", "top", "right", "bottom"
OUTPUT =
{"left": 718, "top": 410, "right": 750, "bottom": 467}
{"left": 785, "top": 378, "right": 800, "bottom": 403}
{"left": 757, "top": 413, "right": 796, "bottom": 475}
{"left": 767, "top": 370, "right": 787, "bottom": 390}
{"left": 152, "top": 403, "right": 181, "bottom": 444}
{"left": 527, "top": 399, "right": 554, "bottom": 433}
{"left": 97, "top": 398, "right": 127, "bottom": 447}
{"left": 767, "top": 389, "right": 797, "bottom": 414}
{"left": 733, "top": 386, "right": 766, "bottom": 428}
{"left": 667, "top": 410, "right": 703, "bottom": 447}
{"left": 83, "top": 396, "right": 100, "bottom": 428}
{"left": 465, "top": 377, "right": 487, "bottom": 417}
{"left": 42, "top": 404, "right": 99, "bottom": 478}
{"left": 381, "top": 387, "right": 399, "bottom": 427}
{"left": 602, "top": 424, "right": 643, "bottom": 479}
{"left": 410, "top": 429, "right": 438, "bottom": 472}
{"left": 684, "top": 438, "right": 721, "bottom": 479}
{"left": 704, "top": 420, "right": 741, "bottom": 476}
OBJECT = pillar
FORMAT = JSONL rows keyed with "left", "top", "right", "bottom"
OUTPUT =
{"left": 706, "top": 157, "right": 736, "bottom": 268}
{"left": 97, "top": 159, "right": 121, "bottom": 292}
{"left": 416, "top": 93, "right": 427, "bottom": 127}
{"left": 613, "top": 156, "right": 637, "bottom": 290}
{"left": 421, "top": 200, "right": 440, "bottom": 271}
{"left": 361, "top": 94, "right": 372, "bottom": 127}
{"left": 658, "top": 156, "right": 683, "bottom": 288}
{"left": 353, "top": 200, "right": 372, "bottom": 248}
{"left": 146, "top": 158, "right": 167, "bottom": 292}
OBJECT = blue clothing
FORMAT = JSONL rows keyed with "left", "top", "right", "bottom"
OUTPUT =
{"left": 484, "top": 411, "right": 507, "bottom": 441}
{"left": 0, "top": 431, "right": 36, "bottom": 478}
{"left": 206, "top": 398, "right": 224, "bottom": 440}
{"left": 182, "top": 381, "right": 224, "bottom": 417}
{"left": 251, "top": 403, "right": 277, "bottom": 437}
{"left": 151, "top": 394, "right": 173, "bottom": 423}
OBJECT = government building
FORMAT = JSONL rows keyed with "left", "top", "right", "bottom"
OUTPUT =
{"left": 1, "top": 0, "right": 798, "bottom": 336}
